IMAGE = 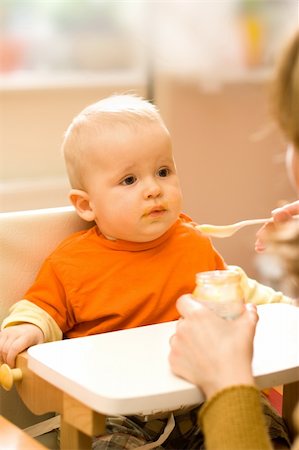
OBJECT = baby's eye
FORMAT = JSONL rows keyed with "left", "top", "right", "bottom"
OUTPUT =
{"left": 157, "top": 167, "right": 170, "bottom": 178}
{"left": 121, "top": 175, "right": 136, "bottom": 186}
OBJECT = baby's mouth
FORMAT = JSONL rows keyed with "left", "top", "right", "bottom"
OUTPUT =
{"left": 144, "top": 206, "right": 167, "bottom": 217}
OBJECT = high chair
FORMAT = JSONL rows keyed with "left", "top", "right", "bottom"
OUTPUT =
{"left": 0, "top": 206, "right": 91, "bottom": 447}
{"left": 0, "top": 206, "right": 175, "bottom": 450}
{"left": 1, "top": 207, "right": 299, "bottom": 450}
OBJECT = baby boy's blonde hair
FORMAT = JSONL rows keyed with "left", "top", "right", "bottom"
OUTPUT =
{"left": 62, "top": 94, "right": 167, "bottom": 189}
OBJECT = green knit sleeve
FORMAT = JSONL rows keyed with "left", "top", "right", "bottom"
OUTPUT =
{"left": 199, "top": 385, "right": 273, "bottom": 450}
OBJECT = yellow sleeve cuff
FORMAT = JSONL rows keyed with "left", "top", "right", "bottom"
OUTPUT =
{"left": 229, "top": 265, "right": 294, "bottom": 305}
{"left": 1, "top": 299, "right": 62, "bottom": 342}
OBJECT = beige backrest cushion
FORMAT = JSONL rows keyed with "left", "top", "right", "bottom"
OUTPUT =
{"left": 0, "top": 206, "right": 90, "bottom": 429}
{"left": 0, "top": 206, "right": 90, "bottom": 323}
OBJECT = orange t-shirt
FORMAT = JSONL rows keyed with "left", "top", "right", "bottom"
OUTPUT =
{"left": 25, "top": 214, "right": 226, "bottom": 338}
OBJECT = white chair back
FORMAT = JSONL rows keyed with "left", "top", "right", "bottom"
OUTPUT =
{"left": 0, "top": 206, "right": 90, "bottom": 429}
{"left": 0, "top": 206, "right": 90, "bottom": 322}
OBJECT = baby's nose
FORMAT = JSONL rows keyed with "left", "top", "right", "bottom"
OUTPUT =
{"left": 144, "top": 179, "right": 162, "bottom": 198}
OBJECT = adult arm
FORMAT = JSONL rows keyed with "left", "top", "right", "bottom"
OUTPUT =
{"left": 169, "top": 297, "right": 273, "bottom": 450}
{"left": 199, "top": 385, "right": 273, "bottom": 450}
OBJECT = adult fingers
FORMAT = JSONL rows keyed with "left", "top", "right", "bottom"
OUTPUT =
{"left": 255, "top": 222, "right": 275, "bottom": 253}
{"left": 272, "top": 201, "right": 299, "bottom": 219}
{"left": 244, "top": 303, "right": 259, "bottom": 327}
{"left": 176, "top": 294, "right": 205, "bottom": 318}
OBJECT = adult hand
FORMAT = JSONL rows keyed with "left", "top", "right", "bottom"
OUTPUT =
{"left": 255, "top": 201, "right": 299, "bottom": 253}
{"left": 0, "top": 324, "right": 44, "bottom": 368}
{"left": 169, "top": 295, "right": 258, "bottom": 400}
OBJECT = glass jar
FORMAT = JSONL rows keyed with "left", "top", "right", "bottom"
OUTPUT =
{"left": 193, "top": 269, "right": 244, "bottom": 319}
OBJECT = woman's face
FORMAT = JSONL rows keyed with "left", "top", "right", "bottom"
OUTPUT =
{"left": 286, "top": 144, "right": 299, "bottom": 196}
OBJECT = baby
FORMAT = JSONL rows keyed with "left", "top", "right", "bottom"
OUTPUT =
{"left": 0, "top": 94, "right": 291, "bottom": 449}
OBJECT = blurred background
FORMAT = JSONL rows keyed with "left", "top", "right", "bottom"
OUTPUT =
{"left": 0, "top": 0, "right": 298, "bottom": 278}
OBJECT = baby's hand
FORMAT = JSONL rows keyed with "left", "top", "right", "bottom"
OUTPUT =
{"left": 0, "top": 324, "right": 44, "bottom": 368}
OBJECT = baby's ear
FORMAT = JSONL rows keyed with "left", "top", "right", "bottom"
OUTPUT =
{"left": 69, "top": 189, "right": 96, "bottom": 222}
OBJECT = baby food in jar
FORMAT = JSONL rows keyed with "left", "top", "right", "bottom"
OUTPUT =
{"left": 193, "top": 269, "right": 244, "bottom": 319}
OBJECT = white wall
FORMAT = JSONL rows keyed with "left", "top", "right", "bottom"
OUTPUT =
{"left": 0, "top": 77, "right": 147, "bottom": 211}
{"left": 155, "top": 74, "right": 295, "bottom": 278}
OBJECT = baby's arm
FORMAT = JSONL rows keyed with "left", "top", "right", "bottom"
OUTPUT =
{"left": 1, "top": 300, "right": 62, "bottom": 341}
{"left": 1, "top": 299, "right": 63, "bottom": 367}
{"left": 230, "top": 265, "right": 295, "bottom": 305}
{"left": 0, "top": 324, "right": 44, "bottom": 367}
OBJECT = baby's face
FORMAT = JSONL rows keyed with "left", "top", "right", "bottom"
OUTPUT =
{"left": 83, "top": 123, "right": 183, "bottom": 242}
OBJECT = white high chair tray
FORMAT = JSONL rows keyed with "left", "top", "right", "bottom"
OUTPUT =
{"left": 28, "top": 303, "right": 299, "bottom": 416}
